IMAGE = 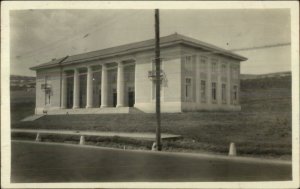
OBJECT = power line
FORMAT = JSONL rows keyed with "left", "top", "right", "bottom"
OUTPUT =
{"left": 159, "top": 42, "right": 291, "bottom": 60}
{"left": 229, "top": 43, "right": 291, "bottom": 52}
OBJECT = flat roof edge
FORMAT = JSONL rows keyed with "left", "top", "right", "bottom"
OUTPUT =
{"left": 31, "top": 35, "right": 247, "bottom": 71}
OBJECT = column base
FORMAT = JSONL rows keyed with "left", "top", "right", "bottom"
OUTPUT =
{"left": 100, "top": 105, "right": 108, "bottom": 108}
{"left": 85, "top": 106, "right": 93, "bottom": 109}
{"left": 72, "top": 106, "right": 79, "bottom": 109}
{"left": 116, "top": 104, "right": 124, "bottom": 108}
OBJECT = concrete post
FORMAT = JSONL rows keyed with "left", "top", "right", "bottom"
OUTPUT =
{"left": 117, "top": 62, "right": 125, "bottom": 107}
{"left": 79, "top": 135, "right": 85, "bottom": 145}
{"left": 229, "top": 142, "right": 237, "bottom": 156}
{"left": 151, "top": 142, "right": 157, "bottom": 151}
{"left": 35, "top": 133, "right": 41, "bottom": 142}
{"left": 101, "top": 64, "right": 108, "bottom": 108}
{"left": 86, "top": 66, "right": 93, "bottom": 108}
{"left": 73, "top": 68, "right": 80, "bottom": 109}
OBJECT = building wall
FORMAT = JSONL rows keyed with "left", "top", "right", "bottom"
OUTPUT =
{"left": 35, "top": 67, "right": 62, "bottom": 114}
{"left": 180, "top": 45, "right": 241, "bottom": 111}
{"left": 134, "top": 46, "right": 182, "bottom": 113}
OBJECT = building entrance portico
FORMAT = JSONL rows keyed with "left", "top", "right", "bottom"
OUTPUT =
{"left": 62, "top": 60, "right": 135, "bottom": 110}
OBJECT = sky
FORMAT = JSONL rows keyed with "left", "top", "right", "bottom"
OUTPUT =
{"left": 10, "top": 9, "right": 291, "bottom": 76}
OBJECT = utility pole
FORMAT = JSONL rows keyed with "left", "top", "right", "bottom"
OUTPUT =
{"left": 155, "top": 9, "right": 162, "bottom": 151}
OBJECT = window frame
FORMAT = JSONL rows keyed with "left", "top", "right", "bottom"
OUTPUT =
{"left": 44, "top": 75, "right": 52, "bottom": 105}
{"left": 221, "top": 63, "right": 227, "bottom": 76}
{"left": 221, "top": 83, "right": 227, "bottom": 104}
{"left": 211, "top": 59, "right": 218, "bottom": 73}
{"left": 185, "top": 77, "right": 192, "bottom": 101}
{"left": 211, "top": 82, "right": 217, "bottom": 103}
{"left": 200, "top": 56, "right": 208, "bottom": 73}
{"left": 184, "top": 55, "right": 193, "bottom": 71}
{"left": 233, "top": 85, "right": 238, "bottom": 104}
{"left": 200, "top": 80, "right": 206, "bottom": 103}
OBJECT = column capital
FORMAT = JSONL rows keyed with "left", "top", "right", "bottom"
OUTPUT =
{"left": 101, "top": 63, "right": 107, "bottom": 70}
{"left": 117, "top": 61, "right": 124, "bottom": 68}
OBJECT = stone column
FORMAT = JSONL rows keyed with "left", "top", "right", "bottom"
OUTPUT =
{"left": 101, "top": 64, "right": 108, "bottom": 107}
{"left": 61, "top": 71, "right": 67, "bottom": 109}
{"left": 116, "top": 62, "right": 125, "bottom": 107}
{"left": 73, "top": 68, "right": 80, "bottom": 109}
{"left": 86, "top": 66, "right": 93, "bottom": 108}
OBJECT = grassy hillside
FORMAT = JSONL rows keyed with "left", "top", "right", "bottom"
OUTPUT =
{"left": 11, "top": 76, "right": 292, "bottom": 158}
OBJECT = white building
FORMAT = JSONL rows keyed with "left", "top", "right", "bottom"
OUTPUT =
{"left": 31, "top": 33, "right": 247, "bottom": 114}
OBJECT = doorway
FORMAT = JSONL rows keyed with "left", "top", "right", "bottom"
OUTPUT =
{"left": 113, "top": 89, "right": 117, "bottom": 107}
{"left": 66, "top": 76, "right": 74, "bottom": 108}
{"left": 128, "top": 88, "right": 135, "bottom": 107}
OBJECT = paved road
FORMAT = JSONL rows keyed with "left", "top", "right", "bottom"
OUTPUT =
{"left": 11, "top": 140, "right": 292, "bottom": 183}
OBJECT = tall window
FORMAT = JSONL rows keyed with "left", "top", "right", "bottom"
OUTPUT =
{"left": 232, "top": 66, "right": 239, "bottom": 79}
{"left": 222, "top": 83, "right": 226, "bottom": 104}
{"left": 184, "top": 56, "right": 193, "bottom": 71}
{"left": 211, "top": 82, "right": 217, "bottom": 102}
{"left": 44, "top": 76, "right": 51, "bottom": 105}
{"left": 200, "top": 80, "right": 206, "bottom": 102}
{"left": 185, "top": 78, "right": 192, "bottom": 101}
{"left": 211, "top": 60, "right": 218, "bottom": 73}
{"left": 200, "top": 57, "right": 207, "bottom": 73}
{"left": 233, "top": 85, "right": 238, "bottom": 103}
{"left": 221, "top": 64, "right": 227, "bottom": 76}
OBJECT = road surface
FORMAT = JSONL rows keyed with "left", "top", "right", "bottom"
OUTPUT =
{"left": 11, "top": 140, "right": 292, "bottom": 182}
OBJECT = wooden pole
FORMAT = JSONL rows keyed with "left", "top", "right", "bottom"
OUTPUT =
{"left": 155, "top": 9, "right": 162, "bottom": 151}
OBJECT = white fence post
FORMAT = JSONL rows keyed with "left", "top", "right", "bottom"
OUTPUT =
{"left": 229, "top": 142, "right": 237, "bottom": 156}
{"left": 79, "top": 135, "right": 85, "bottom": 145}
{"left": 35, "top": 133, "right": 41, "bottom": 142}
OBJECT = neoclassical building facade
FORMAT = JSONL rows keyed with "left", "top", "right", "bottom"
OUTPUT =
{"left": 31, "top": 33, "right": 247, "bottom": 114}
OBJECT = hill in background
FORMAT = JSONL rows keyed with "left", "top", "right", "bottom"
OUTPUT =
{"left": 10, "top": 75, "right": 35, "bottom": 91}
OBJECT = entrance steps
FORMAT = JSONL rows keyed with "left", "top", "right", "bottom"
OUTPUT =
{"left": 21, "top": 114, "right": 45, "bottom": 122}
{"left": 42, "top": 107, "right": 143, "bottom": 115}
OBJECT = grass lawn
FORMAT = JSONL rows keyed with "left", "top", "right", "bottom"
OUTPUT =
{"left": 11, "top": 76, "right": 292, "bottom": 159}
